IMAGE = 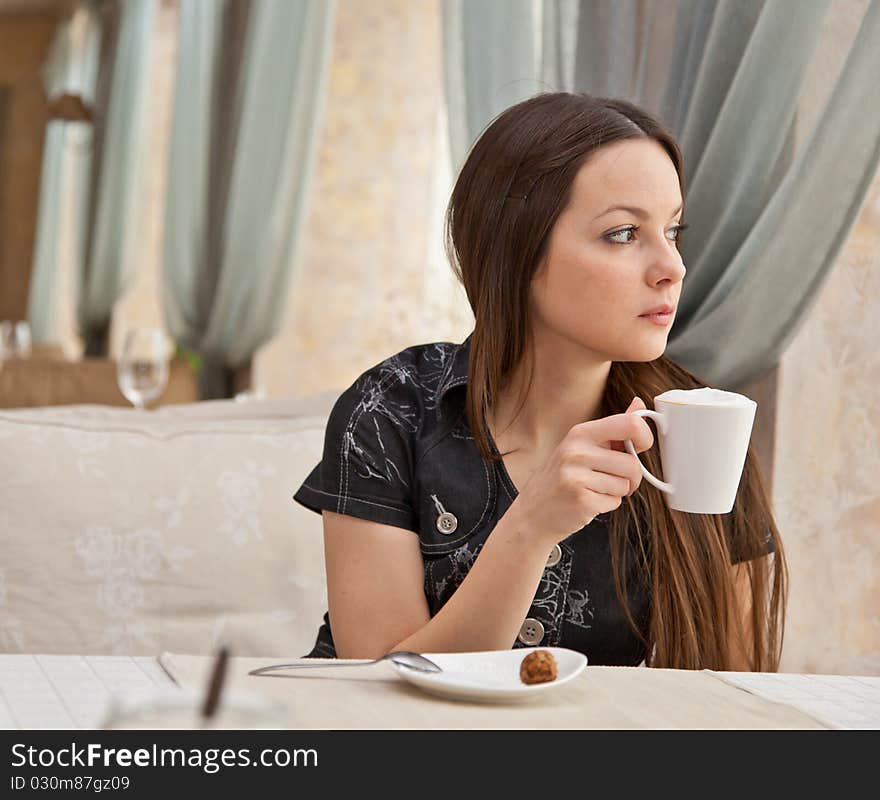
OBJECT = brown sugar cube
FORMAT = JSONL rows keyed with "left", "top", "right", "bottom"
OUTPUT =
{"left": 519, "top": 649, "right": 558, "bottom": 685}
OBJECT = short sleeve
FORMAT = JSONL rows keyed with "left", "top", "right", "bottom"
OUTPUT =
{"left": 293, "top": 364, "right": 420, "bottom": 533}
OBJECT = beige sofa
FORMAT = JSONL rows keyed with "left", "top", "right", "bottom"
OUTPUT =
{"left": 0, "top": 392, "right": 339, "bottom": 658}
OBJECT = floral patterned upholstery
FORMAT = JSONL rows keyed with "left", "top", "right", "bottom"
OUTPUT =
{"left": 0, "top": 396, "right": 335, "bottom": 657}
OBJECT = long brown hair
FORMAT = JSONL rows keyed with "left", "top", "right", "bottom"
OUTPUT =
{"left": 444, "top": 92, "right": 787, "bottom": 671}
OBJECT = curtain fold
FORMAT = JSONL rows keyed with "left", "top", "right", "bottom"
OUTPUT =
{"left": 664, "top": 0, "right": 823, "bottom": 325}
{"left": 161, "top": 0, "right": 221, "bottom": 351}
{"left": 28, "top": 123, "right": 72, "bottom": 343}
{"left": 669, "top": 0, "right": 880, "bottom": 386}
{"left": 442, "top": 0, "right": 540, "bottom": 170}
{"left": 77, "top": 0, "right": 156, "bottom": 355}
{"left": 443, "top": 0, "right": 880, "bottom": 389}
{"left": 27, "top": 4, "right": 101, "bottom": 343}
{"left": 163, "top": 0, "right": 336, "bottom": 398}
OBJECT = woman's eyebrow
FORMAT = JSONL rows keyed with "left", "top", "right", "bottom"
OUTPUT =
{"left": 592, "top": 203, "right": 683, "bottom": 221}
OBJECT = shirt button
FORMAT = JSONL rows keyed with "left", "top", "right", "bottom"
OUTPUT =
{"left": 517, "top": 617, "right": 545, "bottom": 646}
{"left": 435, "top": 511, "right": 458, "bottom": 534}
{"left": 545, "top": 544, "right": 562, "bottom": 568}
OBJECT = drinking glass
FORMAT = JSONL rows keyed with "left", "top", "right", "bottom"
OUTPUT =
{"left": 14, "top": 321, "right": 31, "bottom": 358}
{"left": 117, "top": 328, "right": 170, "bottom": 410}
{"left": 0, "top": 320, "right": 32, "bottom": 360}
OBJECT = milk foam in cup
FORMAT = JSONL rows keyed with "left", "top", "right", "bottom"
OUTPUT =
{"left": 655, "top": 387, "right": 753, "bottom": 406}
{"left": 623, "top": 387, "right": 757, "bottom": 514}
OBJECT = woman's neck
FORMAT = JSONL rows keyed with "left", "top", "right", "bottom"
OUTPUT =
{"left": 488, "top": 329, "right": 612, "bottom": 456}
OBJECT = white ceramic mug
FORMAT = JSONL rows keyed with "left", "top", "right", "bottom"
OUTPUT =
{"left": 623, "top": 387, "right": 757, "bottom": 514}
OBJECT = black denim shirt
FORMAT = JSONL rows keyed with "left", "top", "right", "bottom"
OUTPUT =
{"left": 294, "top": 333, "right": 656, "bottom": 664}
{"left": 293, "top": 334, "right": 770, "bottom": 664}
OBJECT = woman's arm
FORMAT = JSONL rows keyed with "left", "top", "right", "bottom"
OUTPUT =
{"left": 323, "top": 406, "right": 653, "bottom": 658}
{"left": 322, "top": 502, "right": 554, "bottom": 659}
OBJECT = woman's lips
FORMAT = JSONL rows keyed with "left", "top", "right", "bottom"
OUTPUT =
{"left": 639, "top": 311, "right": 674, "bottom": 326}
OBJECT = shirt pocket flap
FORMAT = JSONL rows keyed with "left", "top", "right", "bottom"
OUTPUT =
{"left": 415, "top": 436, "right": 496, "bottom": 556}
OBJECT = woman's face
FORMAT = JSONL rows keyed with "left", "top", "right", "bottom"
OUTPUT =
{"left": 530, "top": 138, "right": 687, "bottom": 362}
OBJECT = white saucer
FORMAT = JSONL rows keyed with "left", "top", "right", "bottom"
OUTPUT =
{"left": 392, "top": 647, "right": 587, "bottom": 703}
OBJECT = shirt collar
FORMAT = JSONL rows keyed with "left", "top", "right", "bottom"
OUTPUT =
{"left": 435, "top": 332, "right": 472, "bottom": 419}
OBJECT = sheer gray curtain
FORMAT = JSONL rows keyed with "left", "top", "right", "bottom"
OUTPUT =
{"left": 163, "top": 0, "right": 336, "bottom": 399}
{"left": 27, "top": 4, "right": 101, "bottom": 344}
{"left": 443, "top": 0, "right": 880, "bottom": 390}
{"left": 78, "top": 0, "right": 156, "bottom": 355}
{"left": 443, "top": 0, "right": 541, "bottom": 170}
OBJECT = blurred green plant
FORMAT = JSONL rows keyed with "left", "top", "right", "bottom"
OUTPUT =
{"left": 174, "top": 344, "right": 203, "bottom": 375}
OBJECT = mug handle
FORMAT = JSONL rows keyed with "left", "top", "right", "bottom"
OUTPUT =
{"left": 624, "top": 409, "right": 674, "bottom": 494}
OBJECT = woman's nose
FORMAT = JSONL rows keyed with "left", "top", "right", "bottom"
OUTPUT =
{"left": 651, "top": 254, "right": 686, "bottom": 285}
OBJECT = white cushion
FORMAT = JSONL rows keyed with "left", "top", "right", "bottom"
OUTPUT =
{"left": 153, "top": 391, "right": 340, "bottom": 421}
{"left": 0, "top": 397, "right": 335, "bottom": 657}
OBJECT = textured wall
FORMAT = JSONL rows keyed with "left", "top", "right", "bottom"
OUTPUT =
{"left": 253, "top": 0, "right": 473, "bottom": 397}
{"left": 58, "top": 0, "right": 475, "bottom": 375}
{"left": 775, "top": 164, "right": 880, "bottom": 676}
{"left": 775, "top": 0, "right": 879, "bottom": 675}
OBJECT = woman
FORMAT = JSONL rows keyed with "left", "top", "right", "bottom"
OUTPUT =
{"left": 294, "top": 92, "right": 788, "bottom": 671}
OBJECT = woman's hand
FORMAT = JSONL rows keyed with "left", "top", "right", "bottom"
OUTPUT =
{"left": 510, "top": 397, "right": 654, "bottom": 546}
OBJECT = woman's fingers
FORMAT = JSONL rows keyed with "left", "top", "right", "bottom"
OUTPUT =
{"left": 586, "top": 447, "right": 644, "bottom": 496}
{"left": 579, "top": 406, "right": 655, "bottom": 454}
{"left": 582, "top": 469, "right": 633, "bottom": 498}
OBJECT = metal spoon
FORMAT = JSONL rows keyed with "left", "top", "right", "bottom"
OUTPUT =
{"left": 248, "top": 650, "right": 442, "bottom": 677}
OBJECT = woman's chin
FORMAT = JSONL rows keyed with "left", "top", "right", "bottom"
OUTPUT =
{"left": 620, "top": 339, "right": 668, "bottom": 362}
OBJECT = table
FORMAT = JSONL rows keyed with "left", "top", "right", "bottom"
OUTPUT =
{"left": 2, "top": 654, "right": 878, "bottom": 730}
{"left": 0, "top": 356, "right": 198, "bottom": 408}
{"left": 0, "top": 655, "right": 176, "bottom": 730}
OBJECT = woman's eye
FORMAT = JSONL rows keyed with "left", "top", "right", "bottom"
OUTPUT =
{"left": 668, "top": 223, "right": 689, "bottom": 242}
{"left": 604, "top": 224, "right": 689, "bottom": 246}
{"left": 605, "top": 227, "right": 636, "bottom": 244}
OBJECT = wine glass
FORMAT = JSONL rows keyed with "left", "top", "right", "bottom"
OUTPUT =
{"left": 116, "top": 328, "right": 170, "bottom": 410}
{"left": 14, "top": 321, "right": 31, "bottom": 358}
{"left": 0, "top": 320, "right": 32, "bottom": 360}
